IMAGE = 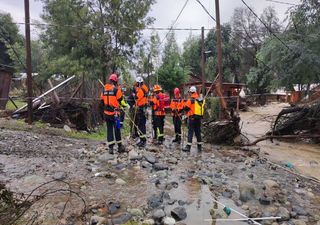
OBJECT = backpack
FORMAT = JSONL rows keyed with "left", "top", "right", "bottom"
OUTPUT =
{"left": 194, "top": 98, "right": 205, "bottom": 117}
{"left": 157, "top": 93, "right": 165, "bottom": 112}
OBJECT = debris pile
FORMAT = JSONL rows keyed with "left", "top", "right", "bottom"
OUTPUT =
{"left": 271, "top": 100, "right": 320, "bottom": 139}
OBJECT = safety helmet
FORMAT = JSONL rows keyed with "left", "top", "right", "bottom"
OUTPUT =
{"left": 174, "top": 88, "right": 180, "bottom": 96}
{"left": 135, "top": 76, "right": 143, "bottom": 83}
{"left": 153, "top": 84, "right": 162, "bottom": 92}
{"left": 109, "top": 74, "right": 118, "bottom": 82}
{"left": 189, "top": 86, "right": 197, "bottom": 93}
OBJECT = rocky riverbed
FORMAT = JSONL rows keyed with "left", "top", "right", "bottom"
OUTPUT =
{"left": 0, "top": 126, "right": 320, "bottom": 225}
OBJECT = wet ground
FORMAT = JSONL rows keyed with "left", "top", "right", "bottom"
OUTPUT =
{"left": 0, "top": 103, "right": 320, "bottom": 225}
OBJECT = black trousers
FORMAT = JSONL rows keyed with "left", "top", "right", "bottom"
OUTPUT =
{"left": 154, "top": 115, "right": 165, "bottom": 141}
{"left": 137, "top": 107, "right": 147, "bottom": 141}
{"left": 120, "top": 109, "right": 125, "bottom": 127}
{"left": 187, "top": 117, "right": 202, "bottom": 145}
{"left": 152, "top": 113, "right": 157, "bottom": 139}
{"left": 105, "top": 115, "right": 121, "bottom": 147}
{"left": 172, "top": 115, "right": 182, "bottom": 138}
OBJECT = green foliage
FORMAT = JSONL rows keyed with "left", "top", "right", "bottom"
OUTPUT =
{"left": 182, "top": 35, "right": 201, "bottom": 76}
{"left": 247, "top": 0, "right": 320, "bottom": 92}
{"left": 40, "top": 0, "right": 155, "bottom": 81}
{"left": 157, "top": 32, "right": 188, "bottom": 94}
{"left": 0, "top": 12, "right": 22, "bottom": 66}
{"left": 207, "top": 97, "right": 220, "bottom": 121}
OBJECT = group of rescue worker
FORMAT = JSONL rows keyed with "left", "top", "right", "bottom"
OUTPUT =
{"left": 100, "top": 73, "right": 205, "bottom": 154}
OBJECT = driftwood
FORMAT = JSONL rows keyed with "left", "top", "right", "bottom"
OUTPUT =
{"left": 244, "top": 134, "right": 320, "bottom": 146}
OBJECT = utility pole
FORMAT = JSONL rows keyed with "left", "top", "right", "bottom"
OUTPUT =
{"left": 24, "top": 0, "right": 33, "bottom": 124}
{"left": 201, "top": 26, "right": 205, "bottom": 96}
{"left": 215, "top": 0, "right": 226, "bottom": 119}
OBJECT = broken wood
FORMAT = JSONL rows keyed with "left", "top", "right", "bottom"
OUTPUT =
{"left": 48, "top": 79, "right": 60, "bottom": 104}
{"left": 13, "top": 75, "right": 75, "bottom": 114}
{"left": 244, "top": 134, "right": 320, "bottom": 146}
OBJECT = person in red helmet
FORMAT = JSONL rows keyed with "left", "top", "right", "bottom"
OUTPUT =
{"left": 100, "top": 73, "right": 125, "bottom": 154}
{"left": 170, "top": 87, "right": 184, "bottom": 144}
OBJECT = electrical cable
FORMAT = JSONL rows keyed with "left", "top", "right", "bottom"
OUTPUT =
{"left": 159, "top": 0, "right": 190, "bottom": 47}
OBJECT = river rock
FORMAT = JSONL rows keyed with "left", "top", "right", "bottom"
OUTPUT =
{"left": 142, "top": 160, "right": 153, "bottom": 168}
{"left": 108, "top": 201, "right": 120, "bottom": 214}
{"left": 152, "top": 209, "right": 166, "bottom": 220}
{"left": 143, "top": 219, "right": 155, "bottom": 225}
{"left": 90, "top": 215, "right": 107, "bottom": 225}
{"left": 148, "top": 195, "right": 163, "bottom": 209}
{"left": 115, "top": 178, "right": 126, "bottom": 185}
{"left": 239, "top": 182, "right": 255, "bottom": 202}
{"left": 163, "top": 217, "right": 176, "bottom": 225}
{"left": 129, "top": 150, "right": 141, "bottom": 160}
{"left": 52, "top": 171, "right": 67, "bottom": 180}
{"left": 292, "top": 220, "right": 307, "bottom": 225}
{"left": 98, "top": 153, "right": 115, "bottom": 162}
{"left": 171, "top": 207, "right": 187, "bottom": 221}
{"left": 144, "top": 154, "right": 157, "bottom": 164}
{"left": 63, "top": 125, "right": 72, "bottom": 132}
{"left": 168, "top": 157, "right": 178, "bottom": 164}
{"left": 292, "top": 206, "right": 308, "bottom": 216}
{"left": 259, "top": 196, "right": 272, "bottom": 205}
{"left": 111, "top": 212, "right": 132, "bottom": 224}
{"left": 127, "top": 208, "right": 144, "bottom": 217}
{"left": 154, "top": 163, "right": 169, "bottom": 171}
{"left": 264, "top": 180, "right": 280, "bottom": 190}
{"left": 277, "top": 207, "right": 290, "bottom": 221}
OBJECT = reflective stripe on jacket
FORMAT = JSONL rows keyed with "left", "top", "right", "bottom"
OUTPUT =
{"left": 100, "top": 83, "right": 123, "bottom": 116}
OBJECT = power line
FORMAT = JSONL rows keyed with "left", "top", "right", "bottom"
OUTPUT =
{"left": 195, "top": 0, "right": 216, "bottom": 22}
{"left": 0, "top": 26, "right": 26, "bottom": 70}
{"left": 240, "top": 0, "right": 291, "bottom": 51}
{"left": 159, "top": 0, "right": 190, "bottom": 46}
{"left": 265, "top": 0, "right": 298, "bottom": 6}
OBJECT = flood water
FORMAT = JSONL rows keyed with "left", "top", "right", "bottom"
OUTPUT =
{"left": 166, "top": 178, "right": 248, "bottom": 225}
{"left": 240, "top": 103, "right": 320, "bottom": 180}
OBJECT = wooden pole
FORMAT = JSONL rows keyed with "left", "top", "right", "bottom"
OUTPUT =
{"left": 48, "top": 79, "right": 60, "bottom": 104}
{"left": 201, "top": 26, "right": 205, "bottom": 96}
{"left": 24, "top": 0, "right": 33, "bottom": 124}
{"left": 215, "top": 0, "right": 226, "bottom": 119}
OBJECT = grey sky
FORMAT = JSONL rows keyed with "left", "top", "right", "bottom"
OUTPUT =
{"left": 0, "top": 0, "right": 300, "bottom": 46}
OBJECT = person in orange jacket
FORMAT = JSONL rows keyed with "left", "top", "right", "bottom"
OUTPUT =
{"left": 100, "top": 74, "right": 125, "bottom": 154}
{"left": 182, "top": 86, "right": 204, "bottom": 152}
{"left": 132, "top": 76, "right": 149, "bottom": 147}
{"left": 170, "top": 87, "right": 184, "bottom": 144}
{"left": 150, "top": 84, "right": 166, "bottom": 145}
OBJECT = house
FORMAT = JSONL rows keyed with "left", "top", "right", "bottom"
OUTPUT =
{"left": 0, "top": 65, "right": 13, "bottom": 109}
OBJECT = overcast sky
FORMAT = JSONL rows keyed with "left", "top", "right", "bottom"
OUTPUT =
{"left": 0, "top": 0, "right": 300, "bottom": 46}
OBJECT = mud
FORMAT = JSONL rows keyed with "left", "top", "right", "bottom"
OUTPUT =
{"left": 0, "top": 103, "right": 320, "bottom": 225}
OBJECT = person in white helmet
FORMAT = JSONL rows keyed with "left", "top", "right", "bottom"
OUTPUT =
{"left": 132, "top": 76, "right": 149, "bottom": 147}
{"left": 182, "top": 86, "right": 205, "bottom": 152}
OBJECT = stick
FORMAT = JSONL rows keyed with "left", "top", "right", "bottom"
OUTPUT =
{"left": 204, "top": 217, "right": 281, "bottom": 222}
{"left": 243, "top": 134, "right": 320, "bottom": 146}
{"left": 8, "top": 97, "right": 18, "bottom": 109}
{"left": 13, "top": 75, "right": 75, "bottom": 114}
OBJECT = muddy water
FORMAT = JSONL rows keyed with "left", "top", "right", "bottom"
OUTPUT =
{"left": 166, "top": 178, "right": 247, "bottom": 225}
{"left": 241, "top": 103, "right": 320, "bottom": 180}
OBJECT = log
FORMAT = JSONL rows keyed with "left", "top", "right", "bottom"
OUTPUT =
{"left": 244, "top": 134, "right": 320, "bottom": 146}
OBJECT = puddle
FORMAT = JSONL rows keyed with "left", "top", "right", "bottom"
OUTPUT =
{"left": 166, "top": 178, "right": 248, "bottom": 225}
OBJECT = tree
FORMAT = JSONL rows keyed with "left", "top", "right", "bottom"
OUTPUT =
{"left": 157, "top": 32, "right": 188, "bottom": 95}
{"left": 182, "top": 34, "right": 201, "bottom": 76}
{"left": 40, "top": 0, "right": 155, "bottom": 81}
{"left": 0, "top": 12, "right": 22, "bottom": 67}
{"left": 248, "top": 0, "right": 320, "bottom": 93}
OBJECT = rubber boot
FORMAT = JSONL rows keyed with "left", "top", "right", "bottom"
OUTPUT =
{"left": 172, "top": 134, "right": 178, "bottom": 143}
{"left": 177, "top": 135, "right": 181, "bottom": 144}
{"left": 137, "top": 140, "right": 146, "bottom": 148}
{"left": 182, "top": 145, "right": 191, "bottom": 152}
{"left": 157, "top": 137, "right": 164, "bottom": 145}
{"left": 109, "top": 145, "right": 114, "bottom": 154}
{"left": 118, "top": 144, "right": 125, "bottom": 153}
{"left": 197, "top": 144, "right": 202, "bottom": 152}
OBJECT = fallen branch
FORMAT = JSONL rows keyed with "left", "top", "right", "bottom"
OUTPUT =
{"left": 243, "top": 134, "right": 320, "bottom": 146}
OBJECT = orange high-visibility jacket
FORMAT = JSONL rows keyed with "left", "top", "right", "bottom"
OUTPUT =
{"left": 150, "top": 93, "right": 166, "bottom": 116}
{"left": 134, "top": 84, "right": 149, "bottom": 107}
{"left": 184, "top": 92, "right": 199, "bottom": 117}
{"left": 100, "top": 83, "right": 123, "bottom": 116}
{"left": 170, "top": 98, "right": 184, "bottom": 116}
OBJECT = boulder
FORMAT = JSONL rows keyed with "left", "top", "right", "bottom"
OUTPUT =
{"left": 171, "top": 207, "right": 187, "bottom": 221}
{"left": 148, "top": 195, "right": 163, "bottom": 209}
{"left": 127, "top": 208, "right": 144, "bottom": 217}
{"left": 129, "top": 150, "right": 141, "bottom": 160}
{"left": 143, "top": 219, "right": 155, "bottom": 225}
{"left": 239, "top": 182, "right": 255, "bottom": 202}
{"left": 63, "top": 125, "right": 72, "bottom": 132}
{"left": 292, "top": 220, "right": 307, "bottom": 225}
{"left": 111, "top": 212, "right": 132, "bottom": 224}
{"left": 115, "top": 178, "right": 126, "bottom": 185}
{"left": 144, "top": 154, "right": 157, "bottom": 164}
{"left": 97, "top": 153, "right": 115, "bottom": 163}
{"left": 263, "top": 180, "right": 280, "bottom": 190}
